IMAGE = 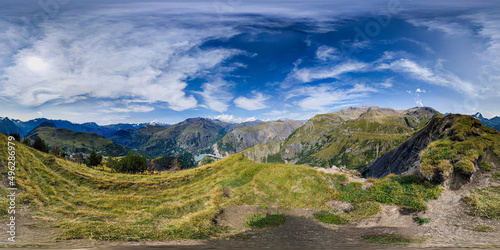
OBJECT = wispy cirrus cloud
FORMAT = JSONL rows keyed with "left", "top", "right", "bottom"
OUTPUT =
{"left": 282, "top": 61, "right": 368, "bottom": 87}
{"left": 197, "top": 78, "right": 234, "bottom": 113}
{"left": 287, "top": 83, "right": 377, "bottom": 111}
{"left": 234, "top": 91, "right": 270, "bottom": 110}
{"left": 376, "top": 58, "right": 476, "bottom": 96}
{"left": 0, "top": 12, "right": 242, "bottom": 113}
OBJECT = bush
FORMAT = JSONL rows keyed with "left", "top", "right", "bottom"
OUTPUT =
{"left": 246, "top": 212, "right": 286, "bottom": 228}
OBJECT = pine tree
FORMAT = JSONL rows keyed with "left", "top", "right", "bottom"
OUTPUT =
{"left": 87, "top": 149, "right": 102, "bottom": 167}
{"left": 33, "top": 137, "right": 49, "bottom": 153}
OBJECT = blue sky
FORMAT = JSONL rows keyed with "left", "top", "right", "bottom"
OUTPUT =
{"left": 0, "top": 0, "right": 499, "bottom": 124}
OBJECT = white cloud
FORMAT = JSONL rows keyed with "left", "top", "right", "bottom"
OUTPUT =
{"left": 288, "top": 83, "right": 377, "bottom": 111}
{"left": 0, "top": 14, "right": 242, "bottom": 113}
{"left": 283, "top": 61, "right": 368, "bottom": 87}
{"left": 234, "top": 91, "right": 270, "bottom": 110}
{"left": 213, "top": 114, "right": 258, "bottom": 123}
{"left": 380, "top": 78, "right": 394, "bottom": 88}
{"left": 377, "top": 59, "right": 476, "bottom": 96}
{"left": 416, "top": 88, "right": 426, "bottom": 93}
{"left": 197, "top": 78, "right": 234, "bottom": 113}
{"left": 316, "top": 45, "right": 341, "bottom": 61}
{"left": 407, "top": 18, "right": 471, "bottom": 36}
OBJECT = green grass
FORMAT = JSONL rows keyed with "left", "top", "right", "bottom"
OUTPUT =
{"left": 480, "top": 162, "right": 493, "bottom": 171}
{"left": 492, "top": 172, "right": 500, "bottom": 181}
{"left": 0, "top": 133, "right": 443, "bottom": 241}
{"left": 464, "top": 185, "right": 500, "bottom": 220}
{"left": 413, "top": 217, "right": 431, "bottom": 225}
{"left": 362, "top": 234, "right": 413, "bottom": 245}
{"left": 245, "top": 212, "right": 286, "bottom": 228}
{"left": 473, "top": 225, "right": 495, "bottom": 232}
{"left": 313, "top": 212, "right": 348, "bottom": 224}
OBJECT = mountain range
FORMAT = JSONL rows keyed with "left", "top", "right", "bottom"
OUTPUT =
{"left": 242, "top": 106, "right": 439, "bottom": 170}
{"left": 472, "top": 112, "right": 500, "bottom": 132}
{"left": 0, "top": 117, "right": 168, "bottom": 138}
{"left": 3, "top": 107, "right": 500, "bottom": 165}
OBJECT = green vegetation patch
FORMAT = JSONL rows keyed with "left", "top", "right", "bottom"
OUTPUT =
{"left": 480, "top": 162, "right": 493, "bottom": 172}
{"left": 464, "top": 185, "right": 500, "bottom": 220}
{"left": 362, "top": 234, "right": 413, "bottom": 246}
{"left": 413, "top": 217, "right": 431, "bottom": 225}
{"left": 492, "top": 172, "right": 500, "bottom": 181}
{"left": 335, "top": 175, "right": 441, "bottom": 211}
{"left": 474, "top": 225, "right": 495, "bottom": 232}
{"left": 313, "top": 212, "right": 348, "bottom": 224}
{"left": 246, "top": 212, "right": 286, "bottom": 228}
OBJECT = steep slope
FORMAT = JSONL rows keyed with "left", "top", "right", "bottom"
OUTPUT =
{"left": 213, "top": 120, "right": 304, "bottom": 158}
{"left": 361, "top": 114, "right": 500, "bottom": 187}
{"left": 0, "top": 117, "right": 23, "bottom": 135}
{"left": 243, "top": 106, "right": 438, "bottom": 169}
{"left": 26, "top": 125, "right": 129, "bottom": 156}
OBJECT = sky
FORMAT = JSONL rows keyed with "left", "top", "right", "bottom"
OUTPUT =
{"left": 0, "top": 0, "right": 499, "bottom": 125}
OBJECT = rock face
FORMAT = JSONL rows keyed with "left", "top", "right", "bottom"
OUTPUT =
{"left": 360, "top": 114, "right": 460, "bottom": 178}
{"left": 243, "top": 106, "right": 439, "bottom": 170}
{"left": 214, "top": 120, "right": 303, "bottom": 158}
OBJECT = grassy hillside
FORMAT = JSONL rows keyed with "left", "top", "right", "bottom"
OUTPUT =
{"left": 0, "top": 134, "right": 442, "bottom": 241}
{"left": 243, "top": 107, "right": 438, "bottom": 170}
{"left": 27, "top": 127, "right": 129, "bottom": 156}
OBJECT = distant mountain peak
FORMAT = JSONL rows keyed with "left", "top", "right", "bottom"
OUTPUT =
{"left": 472, "top": 112, "right": 484, "bottom": 119}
